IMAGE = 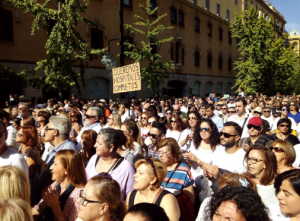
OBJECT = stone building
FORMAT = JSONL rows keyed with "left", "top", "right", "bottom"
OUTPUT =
{"left": 289, "top": 29, "right": 300, "bottom": 55}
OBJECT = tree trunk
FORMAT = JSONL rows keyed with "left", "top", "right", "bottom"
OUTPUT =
{"left": 58, "top": 87, "right": 63, "bottom": 102}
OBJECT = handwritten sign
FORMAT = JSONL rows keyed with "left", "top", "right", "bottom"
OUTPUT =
{"left": 112, "top": 62, "right": 141, "bottom": 94}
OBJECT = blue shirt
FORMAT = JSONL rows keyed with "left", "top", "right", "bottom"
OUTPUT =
{"left": 211, "top": 114, "right": 224, "bottom": 132}
{"left": 288, "top": 112, "right": 300, "bottom": 124}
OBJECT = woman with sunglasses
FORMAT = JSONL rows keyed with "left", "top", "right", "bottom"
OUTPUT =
{"left": 287, "top": 101, "right": 300, "bottom": 124}
{"left": 244, "top": 145, "right": 279, "bottom": 209}
{"left": 271, "top": 169, "right": 300, "bottom": 221}
{"left": 239, "top": 117, "right": 274, "bottom": 151}
{"left": 126, "top": 158, "right": 180, "bottom": 221}
{"left": 107, "top": 113, "right": 122, "bottom": 130}
{"left": 77, "top": 175, "right": 127, "bottom": 221}
{"left": 139, "top": 112, "right": 150, "bottom": 143}
{"left": 165, "top": 108, "right": 173, "bottom": 124}
{"left": 179, "top": 111, "right": 201, "bottom": 152}
{"left": 270, "top": 140, "right": 296, "bottom": 174}
{"left": 32, "top": 150, "right": 87, "bottom": 221}
{"left": 166, "top": 114, "right": 184, "bottom": 143}
{"left": 272, "top": 118, "right": 299, "bottom": 146}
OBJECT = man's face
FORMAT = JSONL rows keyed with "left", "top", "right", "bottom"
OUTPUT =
{"left": 228, "top": 108, "right": 236, "bottom": 117}
{"left": 221, "top": 106, "right": 228, "bottom": 114}
{"left": 44, "top": 122, "right": 56, "bottom": 142}
{"left": 275, "top": 103, "right": 281, "bottom": 110}
{"left": 283, "top": 99, "right": 289, "bottom": 105}
{"left": 11, "top": 108, "right": 18, "bottom": 117}
{"left": 235, "top": 101, "right": 245, "bottom": 115}
{"left": 149, "top": 127, "right": 163, "bottom": 146}
{"left": 160, "top": 101, "right": 165, "bottom": 107}
{"left": 216, "top": 104, "right": 221, "bottom": 110}
{"left": 0, "top": 124, "right": 8, "bottom": 149}
{"left": 208, "top": 100, "right": 214, "bottom": 105}
{"left": 263, "top": 109, "right": 271, "bottom": 118}
{"left": 259, "top": 102, "right": 265, "bottom": 109}
{"left": 178, "top": 100, "right": 183, "bottom": 107}
{"left": 267, "top": 101, "right": 274, "bottom": 108}
{"left": 249, "top": 96, "right": 253, "bottom": 101}
{"left": 18, "top": 105, "right": 29, "bottom": 118}
{"left": 289, "top": 102, "right": 296, "bottom": 111}
{"left": 220, "top": 126, "right": 238, "bottom": 148}
{"left": 173, "top": 105, "right": 180, "bottom": 115}
{"left": 230, "top": 99, "right": 235, "bottom": 104}
{"left": 280, "top": 107, "right": 289, "bottom": 117}
{"left": 205, "top": 108, "right": 214, "bottom": 118}
{"left": 85, "top": 110, "right": 98, "bottom": 126}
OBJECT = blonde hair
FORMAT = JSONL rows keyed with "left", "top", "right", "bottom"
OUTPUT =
{"left": 0, "top": 198, "right": 33, "bottom": 221}
{"left": 88, "top": 176, "right": 127, "bottom": 221}
{"left": 134, "top": 158, "right": 167, "bottom": 189}
{"left": 270, "top": 140, "right": 296, "bottom": 166}
{"left": 0, "top": 166, "right": 30, "bottom": 204}
{"left": 111, "top": 113, "right": 122, "bottom": 129}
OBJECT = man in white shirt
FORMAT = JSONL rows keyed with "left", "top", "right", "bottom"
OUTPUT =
{"left": 227, "top": 98, "right": 249, "bottom": 135}
{"left": 205, "top": 121, "right": 246, "bottom": 179}
{"left": 0, "top": 120, "right": 28, "bottom": 175}
{"left": 179, "top": 99, "right": 188, "bottom": 113}
{"left": 261, "top": 106, "right": 274, "bottom": 129}
{"left": 227, "top": 97, "right": 236, "bottom": 108}
{"left": 0, "top": 110, "right": 19, "bottom": 151}
{"left": 76, "top": 107, "right": 103, "bottom": 150}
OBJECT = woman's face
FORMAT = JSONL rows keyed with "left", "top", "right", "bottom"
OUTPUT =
{"left": 199, "top": 122, "right": 211, "bottom": 140}
{"left": 171, "top": 117, "right": 178, "bottom": 130}
{"left": 166, "top": 111, "right": 172, "bottom": 119}
{"left": 141, "top": 114, "right": 148, "bottom": 126}
{"left": 81, "top": 136, "right": 95, "bottom": 152}
{"left": 158, "top": 145, "right": 174, "bottom": 167}
{"left": 271, "top": 144, "right": 286, "bottom": 164}
{"left": 36, "top": 114, "right": 45, "bottom": 123}
{"left": 94, "top": 135, "right": 111, "bottom": 157}
{"left": 121, "top": 125, "right": 132, "bottom": 137}
{"left": 212, "top": 201, "right": 246, "bottom": 221}
{"left": 15, "top": 128, "right": 25, "bottom": 143}
{"left": 277, "top": 179, "right": 300, "bottom": 216}
{"left": 133, "top": 164, "right": 154, "bottom": 191}
{"left": 50, "top": 158, "right": 67, "bottom": 183}
{"left": 247, "top": 150, "right": 265, "bottom": 177}
{"left": 107, "top": 115, "right": 114, "bottom": 126}
{"left": 199, "top": 106, "right": 206, "bottom": 115}
{"left": 148, "top": 117, "right": 157, "bottom": 127}
{"left": 188, "top": 113, "right": 198, "bottom": 128}
{"left": 119, "top": 105, "right": 125, "bottom": 114}
{"left": 77, "top": 182, "right": 102, "bottom": 221}
{"left": 278, "top": 122, "right": 290, "bottom": 134}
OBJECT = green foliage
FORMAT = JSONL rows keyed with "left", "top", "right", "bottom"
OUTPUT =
{"left": 7, "top": 0, "right": 105, "bottom": 98}
{"left": 123, "top": 0, "right": 175, "bottom": 96}
{"left": 230, "top": 6, "right": 300, "bottom": 95}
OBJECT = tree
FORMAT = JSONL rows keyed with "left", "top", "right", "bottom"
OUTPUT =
{"left": 7, "top": 0, "right": 105, "bottom": 100}
{"left": 230, "top": 6, "right": 300, "bottom": 95}
{"left": 123, "top": 0, "right": 175, "bottom": 96}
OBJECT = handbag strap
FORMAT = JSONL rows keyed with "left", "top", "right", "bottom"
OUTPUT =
{"left": 163, "top": 161, "right": 181, "bottom": 189}
{"left": 152, "top": 188, "right": 163, "bottom": 204}
{"left": 241, "top": 116, "right": 249, "bottom": 134}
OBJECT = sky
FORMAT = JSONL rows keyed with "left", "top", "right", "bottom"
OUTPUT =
{"left": 269, "top": 0, "right": 300, "bottom": 33}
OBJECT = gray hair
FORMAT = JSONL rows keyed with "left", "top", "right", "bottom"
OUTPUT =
{"left": 99, "top": 128, "right": 119, "bottom": 151}
{"left": 18, "top": 102, "right": 30, "bottom": 110}
{"left": 49, "top": 116, "right": 71, "bottom": 139}
{"left": 88, "top": 107, "right": 103, "bottom": 121}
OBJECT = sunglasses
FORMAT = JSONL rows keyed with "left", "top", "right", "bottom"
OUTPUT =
{"left": 188, "top": 117, "right": 197, "bottom": 120}
{"left": 228, "top": 111, "right": 236, "bottom": 113}
{"left": 281, "top": 109, "right": 289, "bottom": 111}
{"left": 174, "top": 109, "right": 180, "bottom": 112}
{"left": 254, "top": 111, "right": 262, "bottom": 115}
{"left": 270, "top": 147, "right": 285, "bottom": 153}
{"left": 166, "top": 112, "right": 172, "bottom": 115}
{"left": 171, "top": 120, "right": 176, "bottom": 123}
{"left": 145, "top": 158, "right": 158, "bottom": 178}
{"left": 141, "top": 117, "right": 147, "bottom": 120}
{"left": 263, "top": 111, "right": 270, "bottom": 113}
{"left": 290, "top": 104, "right": 296, "bottom": 106}
{"left": 279, "top": 124, "right": 290, "bottom": 128}
{"left": 221, "top": 108, "right": 227, "bottom": 110}
{"left": 200, "top": 127, "right": 211, "bottom": 132}
{"left": 148, "top": 121, "right": 156, "bottom": 124}
{"left": 149, "top": 133, "right": 161, "bottom": 139}
{"left": 247, "top": 124, "right": 261, "bottom": 130}
{"left": 220, "top": 132, "right": 237, "bottom": 138}
{"left": 85, "top": 114, "right": 96, "bottom": 119}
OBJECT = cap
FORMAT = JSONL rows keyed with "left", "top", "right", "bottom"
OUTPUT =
{"left": 158, "top": 113, "right": 165, "bottom": 118}
{"left": 99, "top": 99, "right": 106, "bottom": 104}
{"left": 19, "top": 95, "right": 26, "bottom": 100}
{"left": 254, "top": 107, "right": 262, "bottom": 113}
{"left": 229, "top": 97, "right": 235, "bottom": 100}
{"left": 217, "top": 101, "right": 223, "bottom": 105}
{"left": 247, "top": 117, "right": 263, "bottom": 126}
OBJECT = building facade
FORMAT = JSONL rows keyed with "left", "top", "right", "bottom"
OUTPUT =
{"left": 0, "top": 0, "right": 286, "bottom": 100}
{"left": 289, "top": 29, "right": 300, "bottom": 55}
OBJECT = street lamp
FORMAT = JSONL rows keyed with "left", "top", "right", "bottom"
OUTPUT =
{"left": 101, "top": 38, "right": 119, "bottom": 70}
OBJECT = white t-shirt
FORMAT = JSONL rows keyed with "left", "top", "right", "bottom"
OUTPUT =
{"left": 179, "top": 128, "right": 193, "bottom": 152}
{"left": 227, "top": 103, "right": 236, "bottom": 108}
{"left": 0, "top": 147, "right": 28, "bottom": 176}
{"left": 121, "top": 110, "right": 135, "bottom": 123}
{"left": 180, "top": 106, "right": 188, "bottom": 114}
{"left": 212, "top": 146, "right": 246, "bottom": 173}
{"left": 293, "top": 144, "right": 300, "bottom": 167}
{"left": 262, "top": 115, "right": 274, "bottom": 130}
{"left": 256, "top": 184, "right": 279, "bottom": 207}
{"left": 166, "top": 129, "right": 184, "bottom": 143}
{"left": 6, "top": 125, "right": 20, "bottom": 152}
{"left": 196, "top": 197, "right": 211, "bottom": 221}
{"left": 272, "top": 117, "right": 297, "bottom": 131}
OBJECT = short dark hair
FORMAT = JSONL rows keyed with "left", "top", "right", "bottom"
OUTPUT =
{"left": 0, "top": 110, "right": 10, "bottom": 122}
{"left": 127, "top": 203, "right": 169, "bottom": 221}
{"left": 235, "top": 98, "right": 247, "bottom": 106}
{"left": 134, "top": 100, "right": 141, "bottom": 106}
{"left": 277, "top": 118, "right": 292, "bottom": 133}
{"left": 205, "top": 186, "right": 270, "bottom": 221}
{"left": 274, "top": 169, "right": 300, "bottom": 197}
{"left": 99, "top": 128, "right": 120, "bottom": 151}
{"left": 223, "top": 122, "right": 242, "bottom": 137}
{"left": 152, "top": 123, "right": 166, "bottom": 135}
{"left": 205, "top": 104, "right": 215, "bottom": 110}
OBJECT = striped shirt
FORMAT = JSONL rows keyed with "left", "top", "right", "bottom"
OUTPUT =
{"left": 161, "top": 162, "right": 194, "bottom": 196}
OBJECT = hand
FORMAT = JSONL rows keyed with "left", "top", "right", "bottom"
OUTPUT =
{"left": 25, "top": 148, "right": 41, "bottom": 162}
{"left": 242, "top": 143, "right": 250, "bottom": 152}
{"left": 42, "top": 187, "right": 60, "bottom": 210}
{"left": 182, "top": 152, "right": 198, "bottom": 163}
{"left": 186, "top": 134, "right": 193, "bottom": 143}
{"left": 206, "top": 164, "right": 219, "bottom": 180}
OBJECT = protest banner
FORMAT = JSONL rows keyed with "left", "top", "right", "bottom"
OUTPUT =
{"left": 112, "top": 62, "right": 141, "bottom": 94}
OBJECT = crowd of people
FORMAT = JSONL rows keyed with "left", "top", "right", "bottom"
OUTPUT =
{"left": 0, "top": 92, "right": 300, "bottom": 221}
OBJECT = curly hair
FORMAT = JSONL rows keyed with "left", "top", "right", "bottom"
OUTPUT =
{"left": 193, "top": 118, "right": 220, "bottom": 151}
{"left": 186, "top": 111, "right": 202, "bottom": 129}
{"left": 167, "top": 114, "right": 184, "bottom": 132}
{"left": 205, "top": 186, "right": 270, "bottom": 221}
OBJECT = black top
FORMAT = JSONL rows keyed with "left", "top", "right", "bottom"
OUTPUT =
{"left": 128, "top": 189, "right": 171, "bottom": 209}
{"left": 272, "top": 134, "right": 300, "bottom": 146}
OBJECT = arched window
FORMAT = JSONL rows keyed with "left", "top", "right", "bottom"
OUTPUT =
{"left": 226, "top": 83, "right": 232, "bottom": 94}
{"left": 207, "top": 53, "right": 212, "bottom": 68}
{"left": 192, "top": 81, "right": 201, "bottom": 96}
{"left": 0, "top": 7, "right": 14, "bottom": 42}
{"left": 205, "top": 82, "right": 213, "bottom": 95}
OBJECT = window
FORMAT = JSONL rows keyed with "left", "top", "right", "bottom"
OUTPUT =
{"left": 194, "top": 51, "right": 200, "bottom": 66}
{"left": 207, "top": 53, "right": 212, "bottom": 68}
{"left": 123, "top": 0, "right": 132, "bottom": 8}
{"left": 170, "top": 7, "right": 177, "bottom": 24}
{"left": 205, "top": 82, "right": 212, "bottom": 95}
{"left": 217, "top": 83, "right": 223, "bottom": 96}
{"left": 218, "top": 28, "right": 223, "bottom": 41}
{"left": 218, "top": 55, "right": 223, "bottom": 70}
{"left": 178, "top": 10, "right": 184, "bottom": 27}
{"left": 217, "top": 4, "right": 220, "bottom": 15}
{"left": 0, "top": 7, "right": 13, "bottom": 42}
{"left": 208, "top": 22, "right": 212, "bottom": 37}
{"left": 91, "top": 29, "right": 104, "bottom": 49}
{"left": 175, "top": 42, "right": 180, "bottom": 63}
{"left": 228, "top": 57, "right": 232, "bottom": 71}
{"left": 194, "top": 17, "right": 200, "bottom": 32}
{"left": 235, "top": 0, "right": 237, "bottom": 4}
{"left": 124, "top": 35, "right": 134, "bottom": 52}
{"left": 206, "top": 0, "right": 210, "bottom": 10}
{"left": 182, "top": 48, "right": 185, "bottom": 64}
{"left": 227, "top": 10, "right": 230, "bottom": 21}
{"left": 228, "top": 31, "right": 232, "bottom": 44}
{"left": 150, "top": 0, "right": 157, "bottom": 17}
{"left": 171, "top": 46, "right": 174, "bottom": 61}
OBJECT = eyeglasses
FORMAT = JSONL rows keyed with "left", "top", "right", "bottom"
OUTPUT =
{"left": 166, "top": 113, "right": 172, "bottom": 115}
{"left": 148, "top": 121, "right": 156, "bottom": 125}
{"left": 281, "top": 109, "right": 289, "bottom": 111}
{"left": 247, "top": 157, "right": 264, "bottom": 164}
{"left": 221, "top": 108, "right": 227, "bottom": 110}
{"left": 270, "top": 147, "right": 285, "bottom": 153}
{"left": 146, "top": 158, "right": 157, "bottom": 178}
{"left": 279, "top": 124, "right": 290, "bottom": 128}
{"left": 79, "top": 190, "right": 102, "bottom": 206}
{"left": 158, "top": 151, "right": 169, "bottom": 156}
{"left": 0, "top": 131, "right": 7, "bottom": 138}
{"left": 174, "top": 109, "right": 180, "bottom": 112}
{"left": 16, "top": 133, "right": 24, "bottom": 137}
{"left": 247, "top": 124, "right": 261, "bottom": 130}
{"left": 85, "top": 114, "right": 97, "bottom": 119}
{"left": 44, "top": 126, "right": 58, "bottom": 132}
{"left": 220, "top": 132, "right": 237, "bottom": 138}
{"left": 228, "top": 111, "right": 236, "bottom": 113}
{"left": 200, "top": 127, "right": 211, "bottom": 132}
{"left": 188, "top": 117, "right": 197, "bottom": 120}
{"left": 290, "top": 104, "right": 296, "bottom": 106}
{"left": 254, "top": 111, "right": 262, "bottom": 115}
{"left": 263, "top": 111, "right": 270, "bottom": 113}
{"left": 82, "top": 109, "right": 88, "bottom": 111}
{"left": 171, "top": 120, "right": 176, "bottom": 123}
{"left": 149, "top": 133, "right": 162, "bottom": 139}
